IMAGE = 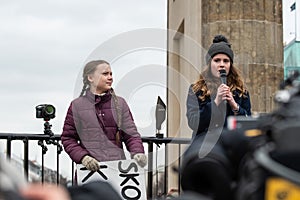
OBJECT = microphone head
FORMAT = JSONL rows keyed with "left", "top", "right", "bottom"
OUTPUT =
{"left": 219, "top": 69, "right": 227, "bottom": 77}
{"left": 219, "top": 69, "right": 227, "bottom": 85}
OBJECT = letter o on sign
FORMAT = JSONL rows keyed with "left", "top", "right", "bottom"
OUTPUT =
{"left": 121, "top": 185, "right": 141, "bottom": 200}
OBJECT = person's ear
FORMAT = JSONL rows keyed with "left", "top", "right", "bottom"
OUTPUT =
{"left": 87, "top": 75, "right": 93, "bottom": 83}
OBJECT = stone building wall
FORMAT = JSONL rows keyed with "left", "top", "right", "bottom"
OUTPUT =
{"left": 200, "top": 0, "right": 283, "bottom": 113}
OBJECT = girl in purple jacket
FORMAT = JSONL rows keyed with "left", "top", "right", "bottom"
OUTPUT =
{"left": 61, "top": 60, "right": 147, "bottom": 172}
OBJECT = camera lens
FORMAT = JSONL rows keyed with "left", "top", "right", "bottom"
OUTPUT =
{"left": 45, "top": 105, "right": 55, "bottom": 115}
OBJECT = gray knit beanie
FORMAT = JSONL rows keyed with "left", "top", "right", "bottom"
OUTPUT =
{"left": 205, "top": 35, "right": 234, "bottom": 64}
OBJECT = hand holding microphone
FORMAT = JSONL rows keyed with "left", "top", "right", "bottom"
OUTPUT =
{"left": 215, "top": 69, "right": 228, "bottom": 105}
{"left": 217, "top": 69, "right": 239, "bottom": 112}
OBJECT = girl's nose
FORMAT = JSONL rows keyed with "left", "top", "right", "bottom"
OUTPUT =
{"left": 220, "top": 61, "right": 226, "bottom": 66}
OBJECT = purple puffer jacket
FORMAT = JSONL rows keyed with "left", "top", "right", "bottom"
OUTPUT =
{"left": 61, "top": 90, "right": 145, "bottom": 164}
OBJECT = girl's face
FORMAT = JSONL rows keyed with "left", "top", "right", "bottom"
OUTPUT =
{"left": 210, "top": 53, "right": 231, "bottom": 78}
{"left": 88, "top": 63, "right": 113, "bottom": 94}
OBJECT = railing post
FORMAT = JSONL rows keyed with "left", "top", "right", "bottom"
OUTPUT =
{"left": 23, "top": 138, "right": 29, "bottom": 181}
{"left": 56, "top": 140, "right": 60, "bottom": 185}
{"left": 6, "top": 136, "right": 11, "bottom": 160}
{"left": 41, "top": 140, "right": 46, "bottom": 184}
{"left": 147, "top": 141, "right": 153, "bottom": 199}
{"left": 164, "top": 143, "right": 168, "bottom": 196}
{"left": 72, "top": 162, "right": 75, "bottom": 185}
{"left": 178, "top": 144, "right": 181, "bottom": 195}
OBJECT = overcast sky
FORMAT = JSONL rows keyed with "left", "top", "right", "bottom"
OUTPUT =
{"left": 0, "top": 0, "right": 167, "bottom": 176}
{"left": 0, "top": 0, "right": 297, "bottom": 178}
{"left": 0, "top": 0, "right": 295, "bottom": 133}
{"left": 0, "top": 0, "right": 167, "bottom": 135}
{"left": 283, "top": 0, "right": 298, "bottom": 44}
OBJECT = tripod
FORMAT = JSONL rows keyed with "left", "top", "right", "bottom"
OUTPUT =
{"left": 38, "top": 120, "right": 62, "bottom": 153}
{"left": 37, "top": 119, "right": 63, "bottom": 183}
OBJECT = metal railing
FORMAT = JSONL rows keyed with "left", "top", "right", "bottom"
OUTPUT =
{"left": 0, "top": 132, "right": 191, "bottom": 199}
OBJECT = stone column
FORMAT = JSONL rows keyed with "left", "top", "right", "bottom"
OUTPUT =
{"left": 201, "top": 0, "right": 283, "bottom": 113}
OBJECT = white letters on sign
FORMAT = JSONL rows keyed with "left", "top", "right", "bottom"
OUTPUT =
{"left": 77, "top": 159, "right": 147, "bottom": 200}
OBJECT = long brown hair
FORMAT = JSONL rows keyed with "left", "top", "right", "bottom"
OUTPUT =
{"left": 192, "top": 62, "right": 248, "bottom": 101}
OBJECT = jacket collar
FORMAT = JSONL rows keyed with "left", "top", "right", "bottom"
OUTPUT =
{"left": 85, "top": 89, "right": 112, "bottom": 104}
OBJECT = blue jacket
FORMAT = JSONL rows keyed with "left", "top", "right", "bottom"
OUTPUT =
{"left": 186, "top": 84, "right": 251, "bottom": 136}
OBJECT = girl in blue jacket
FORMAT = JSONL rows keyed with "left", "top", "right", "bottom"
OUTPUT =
{"left": 186, "top": 35, "right": 251, "bottom": 137}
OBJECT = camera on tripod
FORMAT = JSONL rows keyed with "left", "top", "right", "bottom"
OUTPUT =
{"left": 35, "top": 104, "right": 62, "bottom": 153}
{"left": 35, "top": 104, "right": 55, "bottom": 121}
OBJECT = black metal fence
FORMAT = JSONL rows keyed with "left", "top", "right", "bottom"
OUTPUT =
{"left": 0, "top": 132, "right": 191, "bottom": 199}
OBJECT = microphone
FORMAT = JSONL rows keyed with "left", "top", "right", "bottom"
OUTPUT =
{"left": 219, "top": 69, "right": 227, "bottom": 104}
{"left": 219, "top": 69, "right": 227, "bottom": 85}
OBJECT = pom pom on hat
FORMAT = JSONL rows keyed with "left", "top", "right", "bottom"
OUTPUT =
{"left": 212, "top": 34, "right": 229, "bottom": 44}
{"left": 206, "top": 35, "right": 234, "bottom": 64}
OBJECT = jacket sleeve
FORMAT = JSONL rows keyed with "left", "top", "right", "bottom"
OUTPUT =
{"left": 118, "top": 98, "right": 145, "bottom": 156}
{"left": 61, "top": 103, "right": 89, "bottom": 164}
{"left": 186, "top": 85, "right": 226, "bottom": 135}
{"left": 233, "top": 91, "right": 252, "bottom": 116}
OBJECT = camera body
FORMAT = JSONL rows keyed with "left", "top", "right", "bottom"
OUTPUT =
{"left": 35, "top": 104, "right": 55, "bottom": 121}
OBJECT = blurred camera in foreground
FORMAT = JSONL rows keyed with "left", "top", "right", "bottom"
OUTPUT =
{"left": 35, "top": 104, "right": 56, "bottom": 121}
{"left": 181, "top": 72, "right": 300, "bottom": 200}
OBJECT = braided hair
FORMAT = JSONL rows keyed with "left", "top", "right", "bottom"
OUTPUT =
{"left": 79, "top": 60, "right": 122, "bottom": 145}
{"left": 79, "top": 60, "right": 110, "bottom": 97}
{"left": 111, "top": 90, "right": 122, "bottom": 146}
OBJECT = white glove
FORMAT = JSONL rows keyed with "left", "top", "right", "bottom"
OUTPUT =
{"left": 133, "top": 153, "right": 147, "bottom": 168}
{"left": 81, "top": 155, "right": 100, "bottom": 171}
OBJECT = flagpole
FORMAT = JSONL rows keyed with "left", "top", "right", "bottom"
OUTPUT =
{"left": 296, "top": 0, "right": 300, "bottom": 41}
